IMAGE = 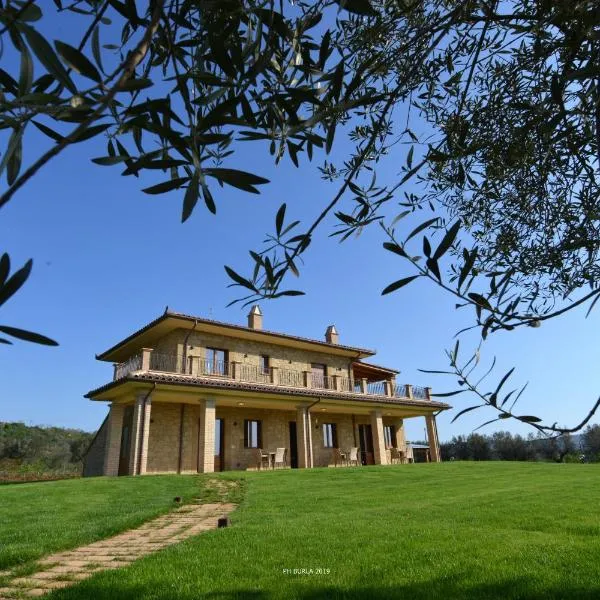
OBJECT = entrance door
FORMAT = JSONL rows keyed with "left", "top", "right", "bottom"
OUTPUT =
{"left": 358, "top": 424, "right": 374, "bottom": 465}
{"left": 118, "top": 405, "right": 134, "bottom": 476}
{"left": 214, "top": 418, "right": 224, "bottom": 472}
{"left": 288, "top": 421, "right": 298, "bottom": 468}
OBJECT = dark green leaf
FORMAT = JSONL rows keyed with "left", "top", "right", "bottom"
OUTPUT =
{"left": 142, "top": 177, "right": 189, "bottom": 195}
{"left": 18, "top": 44, "right": 33, "bottom": 96}
{"left": 381, "top": 275, "right": 419, "bottom": 295}
{"left": 426, "top": 257, "right": 441, "bottom": 281}
{"left": 518, "top": 416, "right": 542, "bottom": 423}
{"left": 91, "top": 155, "right": 129, "bottom": 165}
{"left": 382, "top": 241, "right": 407, "bottom": 257}
{"left": 405, "top": 218, "right": 438, "bottom": 243}
{"left": 0, "top": 325, "right": 58, "bottom": 346}
{"left": 336, "top": 0, "right": 377, "bottom": 17}
{"left": 0, "top": 259, "right": 32, "bottom": 307}
{"left": 458, "top": 247, "right": 478, "bottom": 290}
{"left": 55, "top": 41, "right": 101, "bottom": 82}
{"left": 275, "top": 203, "right": 286, "bottom": 237}
{"left": 433, "top": 220, "right": 460, "bottom": 260}
{"left": 91, "top": 26, "right": 104, "bottom": 74}
{"left": 18, "top": 24, "right": 76, "bottom": 93}
{"left": 202, "top": 184, "right": 216, "bottom": 215}
{"left": 181, "top": 170, "right": 200, "bottom": 222}
{"left": 206, "top": 168, "right": 269, "bottom": 194}
{"left": 451, "top": 405, "right": 483, "bottom": 423}
{"left": 224, "top": 266, "right": 256, "bottom": 291}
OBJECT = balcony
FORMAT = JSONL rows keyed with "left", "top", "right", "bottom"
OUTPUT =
{"left": 113, "top": 349, "right": 431, "bottom": 401}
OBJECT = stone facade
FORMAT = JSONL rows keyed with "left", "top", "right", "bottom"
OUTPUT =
{"left": 153, "top": 329, "right": 353, "bottom": 381}
{"left": 82, "top": 414, "right": 108, "bottom": 477}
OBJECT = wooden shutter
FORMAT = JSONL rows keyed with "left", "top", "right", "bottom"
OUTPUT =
{"left": 332, "top": 423, "right": 338, "bottom": 448}
{"left": 257, "top": 421, "right": 263, "bottom": 448}
{"left": 243, "top": 419, "right": 249, "bottom": 448}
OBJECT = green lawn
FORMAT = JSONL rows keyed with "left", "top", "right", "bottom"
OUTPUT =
{"left": 0, "top": 474, "right": 205, "bottom": 569}
{"left": 3, "top": 463, "right": 600, "bottom": 599}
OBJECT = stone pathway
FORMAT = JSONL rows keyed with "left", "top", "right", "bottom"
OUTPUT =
{"left": 0, "top": 502, "right": 235, "bottom": 598}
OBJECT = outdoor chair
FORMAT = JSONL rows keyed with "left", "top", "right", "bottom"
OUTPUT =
{"left": 255, "top": 448, "right": 270, "bottom": 470}
{"left": 390, "top": 447, "right": 406, "bottom": 464}
{"left": 332, "top": 447, "right": 346, "bottom": 467}
{"left": 347, "top": 447, "right": 360, "bottom": 467}
{"left": 274, "top": 447, "right": 287, "bottom": 469}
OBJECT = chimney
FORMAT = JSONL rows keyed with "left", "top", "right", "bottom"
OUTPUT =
{"left": 247, "top": 305, "right": 263, "bottom": 330}
{"left": 325, "top": 325, "right": 339, "bottom": 344}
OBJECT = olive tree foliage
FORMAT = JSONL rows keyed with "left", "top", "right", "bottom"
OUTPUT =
{"left": 1, "top": 0, "right": 599, "bottom": 434}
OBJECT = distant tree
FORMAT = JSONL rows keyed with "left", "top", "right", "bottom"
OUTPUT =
{"left": 1, "top": 1, "right": 599, "bottom": 437}
{"left": 582, "top": 425, "right": 600, "bottom": 461}
{"left": 467, "top": 433, "right": 491, "bottom": 461}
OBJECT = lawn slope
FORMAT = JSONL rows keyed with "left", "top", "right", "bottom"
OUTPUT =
{"left": 47, "top": 462, "right": 600, "bottom": 600}
{"left": 0, "top": 475, "right": 203, "bottom": 569}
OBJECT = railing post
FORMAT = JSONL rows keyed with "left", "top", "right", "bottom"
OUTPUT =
{"left": 141, "top": 348, "right": 153, "bottom": 371}
{"left": 425, "top": 386, "right": 432, "bottom": 400}
{"left": 303, "top": 371, "right": 312, "bottom": 389}
{"left": 406, "top": 384, "right": 413, "bottom": 399}
{"left": 270, "top": 366, "right": 279, "bottom": 385}
{"left": 113, "top": 364, "right": 118, "bottom": 381}
{"left": 361, "top": 378, "right": 368, "bottom": 394}
{"left": 332, "top": 375, "right": 341, "bottom": 391}
{"left": 384, "top": 380, "right": 392, "bottom": 397}
{"left": 230, "top": 361, "right": 239, "bottom": 380}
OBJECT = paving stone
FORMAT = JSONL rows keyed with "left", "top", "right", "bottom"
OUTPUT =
{"left": 0, "top": 502, "right": 235, "bottom": 597}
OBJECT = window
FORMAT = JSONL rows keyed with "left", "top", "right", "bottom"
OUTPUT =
{"left": 322, "top": 423, "right": 337, "bottom": 448}
{"left": 260, "top": 355, "right": 269, "bottom": 375}
{"left": 244, "top": 419, "right": 262, "bottom": 448}
{"left": 384, "top": 425, "right": 396, "bottom": 449}
{"left": 206, "top": 348, "right": 228, "bottom": 375}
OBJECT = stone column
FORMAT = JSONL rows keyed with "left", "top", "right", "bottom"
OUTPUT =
{"left": 197, "top": 398, "right": 216, "bottom": 473}
{"left": 406, "top": 384, "right": 413, "bottom": 399}
{"left": 394, "top": 419, "right": 407, "bottom": 454}
{"left": 139, "top": 397, "right": 152, "bottom": 474}
{"left": 270, "top": 366, "right": 279, "bottom": 385}
{"left": 141, "top": 348, "right": 153, "bottom": 371}
{"left": 128, "top": 395, "right": 145, "bottom": 475}
{"left": 425, "top": 414, "right": 441, "bottom": 462}
{"left": 360, "top": 378, "right": 368, "bottom": 394}
{"left": 103, "top": 403, "right": 125, "bottom": 476}
{"left": 370, "top": 410, "right": 389, "bottom": 465}
{"left": 296, "top": 406, "right": 310, "bottom": 469}
{"left": 303, "top": 371, "right": 312, "bottom": 388}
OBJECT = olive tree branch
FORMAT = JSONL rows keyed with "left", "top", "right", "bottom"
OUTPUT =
{"left": 0, "top": 0, "right": 165, "bottom": 210}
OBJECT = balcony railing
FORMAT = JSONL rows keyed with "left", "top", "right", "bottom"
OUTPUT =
{"left": 113, "top": 350, "right": 431, "bottom": 401}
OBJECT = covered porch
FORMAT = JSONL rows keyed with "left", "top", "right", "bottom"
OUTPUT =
{"left": 100, "top": 384, "right": 442, "bottom": 476}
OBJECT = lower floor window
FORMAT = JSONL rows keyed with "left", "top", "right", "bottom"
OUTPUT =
{"left": 384, "top": 425, "right": 396, "bottom": 448}
{"left": 244, "top": 419, "right": 262, "bottom": 448}
{"left": 323, "top": 423, "right": 337, "bottom": 448}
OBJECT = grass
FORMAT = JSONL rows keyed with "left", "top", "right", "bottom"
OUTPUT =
{"left": 0, "top": 474, "right": 204, "bottom": 570}
{"left": 3, "top": 463, "right": 600, "bottom": 599}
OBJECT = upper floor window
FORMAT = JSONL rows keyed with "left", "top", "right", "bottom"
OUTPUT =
{"left": 322, "top": 423, "right": 337, "bottom": 448}
{"left": 244, "top": 419, "right": 262, "bottom": 448}
{"left": 384, "top": 425, "right": 396, "bottom": 449}
{"left": 206, "top": 347, "right": 228, "bottom": 375}
{"left": 260, "top": 354, "right": 269, "bottom": 375}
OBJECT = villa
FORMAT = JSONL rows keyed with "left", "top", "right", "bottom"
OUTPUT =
{"left": 83, "top": 307, "right": 449, "bottom": 476}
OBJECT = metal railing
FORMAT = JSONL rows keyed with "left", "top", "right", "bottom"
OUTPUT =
{"left": 115, "top": 350, "right": 430, "bottom": 401}
{"left": 412, "top": 385, "right": 429, "bottom": 399}
{"left": 114, "top": 353, "right": 142, "bottom": 379}
{"left": 278, "top": 368, "right": 304, "bottom": 388}
{"left": 237, "top": 362, "right": 271, "bottom": 384}
{"left": 312, "top": 374, "right": 336, "bottom": 390}
{"left": 367, "top": 381, "right": 386, "bottom": 396}
{"left": 394, "top": 383, "right": 408, "bottom": 398}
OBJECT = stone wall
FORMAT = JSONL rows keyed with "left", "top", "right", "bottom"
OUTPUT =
{"left": 152, "top": 328, "right": 352, "bottom": 380}
{"left": 143, "top": 401, "right": 408, "bottom": 473}
{"left": 82, "top": 414, "right": 108, "bottom": 477}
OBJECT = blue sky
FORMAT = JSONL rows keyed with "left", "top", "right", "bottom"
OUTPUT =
{"left": 1, "top": 6, "right": 599, "bottom": 442}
